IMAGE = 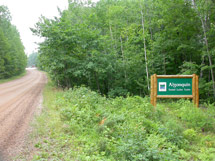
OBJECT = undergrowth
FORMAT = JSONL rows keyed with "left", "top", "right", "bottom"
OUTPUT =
{"left": 32, "top": 85, "right": 215, "bottom": 161}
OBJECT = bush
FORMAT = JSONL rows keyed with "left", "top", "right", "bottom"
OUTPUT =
{"left": 177, "top": 105, "right": 215, "bottom": 131}
{"left": 54, "top": 87, "right": 215, "bottom": 160}
{"left": 183, "top": 129, "right": 197, "bottom": 141}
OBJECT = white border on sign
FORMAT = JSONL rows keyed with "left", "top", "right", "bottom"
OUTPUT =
{"left": 159, "top": 82, "right": 166, "bottom": 91}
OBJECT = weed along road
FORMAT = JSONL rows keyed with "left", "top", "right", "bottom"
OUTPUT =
{"left": 0, "top": 69, "right": 46, "bottom": 160}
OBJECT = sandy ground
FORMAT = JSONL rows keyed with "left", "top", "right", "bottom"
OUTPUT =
{"left": 0, "top": 69, "right": 47, "bottom": 161}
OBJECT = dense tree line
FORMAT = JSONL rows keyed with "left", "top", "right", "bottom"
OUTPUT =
{"left": 27, "top": 52, "right": 38, "bottom": 67}
{"left": 33, "top": 0, "right": 215, "bottom": 101}
{"left": 0, "top": 6, "right": 27, "bottom": 79}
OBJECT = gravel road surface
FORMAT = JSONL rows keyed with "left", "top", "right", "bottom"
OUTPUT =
{"left": 0, "top": 69, "right": 46, "bottom": 160}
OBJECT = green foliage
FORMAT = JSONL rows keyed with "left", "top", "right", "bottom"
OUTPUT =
{"left": 183, "top": 129, "right": 197, "bottom": 141}
{"left": 0, "top": 5, "right": 27, "bottom": 79}
{"left": 0, "top": 71, "right": 26, "bottom": 84}
{"left": 180, "top": 62, "right": 199, "bottom": 75}
{"left": 29, "top": 83, "right": 215, "bottom": 160}
{"left": 177, "top": 104, "right": 215, "bottom": 131}
{"left": 27, "top": 52, "right": 38, "bottom": 67}
{"left": 32, "top": 0, "right": 215, "bottom": 101}
{"left": 30, "top": 0, "right": 215, "bottom": 159}
{"left": 43, "top": 87, "right": 215, "bottom": 160}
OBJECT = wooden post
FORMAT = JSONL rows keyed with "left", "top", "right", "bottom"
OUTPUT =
{"left": 192, "top": 74, "right": 196, "bottom": 105}
{"left": 196, "top": 75, "right": 199, "bottom": 107}
{"left": 150, "top": 75, "right": 154, "bottom": 106}
{"left": 153, "top": 74, "right": 157, "bottom": 107}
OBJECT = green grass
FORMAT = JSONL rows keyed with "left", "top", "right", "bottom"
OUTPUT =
{"left": 0, "top": 70, "right": 27, "bottom": 84}
{"left": 27, "top": 80, "right": 215, "bottom": 161}
{"left": 23, "top": 79, "right": 76, "bottom": 161}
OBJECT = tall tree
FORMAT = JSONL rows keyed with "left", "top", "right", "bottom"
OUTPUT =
{"left": 0, "top": 5, "right": 27, "bottom": 79}
{"left": 33, "top": 0, "right": 215, "bottom": 101}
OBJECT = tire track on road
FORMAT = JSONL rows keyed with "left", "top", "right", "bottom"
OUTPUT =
{"left": 0, "top": 69, "right": 47, "bottom": 160}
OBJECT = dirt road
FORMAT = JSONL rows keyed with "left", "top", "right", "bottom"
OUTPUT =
{"left": 0, "top": 69, "right": 47, "bottom": 160}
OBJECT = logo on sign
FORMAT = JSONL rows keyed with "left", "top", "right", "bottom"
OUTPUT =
{"left": 159, "top": 82, "right": 166, "bottom": 91}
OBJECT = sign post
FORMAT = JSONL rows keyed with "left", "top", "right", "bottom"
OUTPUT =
{"left": 150, "top": 74, "right": 199, "bottom": 107}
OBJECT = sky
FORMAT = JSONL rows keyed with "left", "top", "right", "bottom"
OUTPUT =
{"left": 0, "top": 0, "right": 68, "bottom": 55}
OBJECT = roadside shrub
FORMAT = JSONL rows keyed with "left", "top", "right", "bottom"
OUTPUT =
{"left": 158, "top": 125, "right": 187, "bottom": 148}
{"left": 55, "top": 87, "right": 215, "bottom": 160}
{"left": 116, "top": 133, "right": 180, "bottom": 161}
{"left": 108, "top": 87, "right": 128, "bottom": 97}
{"left": 177, "top": 105, "right": 215, "bottom": 131}
{"left": 197, "top": 148, "right": 215, "bottom": 161}
{"left": 183, "top": 129, "right": 197, "bottom": 141}
{"left": 57, "top": 87, "right": 184, "bottom": 160}
{"left": 206, "top": 104, "right": 215, "bottom": 118}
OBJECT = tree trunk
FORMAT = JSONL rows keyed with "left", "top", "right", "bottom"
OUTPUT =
{"left": 200, "top": 57, "right": 205, "bottom": 78}
{"left": 109, "top": 23, "right": 115, "bottom": 49}
{"left": 192, "top": 0, "right": 215, "bottom": 98}
{"left": 120, "top": 35, "right": 127, "bottom": 88}
{"left": 94, "top": 72, "right": 101, "bottom": 93}
{"left": 164, "top": 53, "right": 166, "bottom": 75}
{"left": 141, "top": 8, "right": 150, "bottom": 91}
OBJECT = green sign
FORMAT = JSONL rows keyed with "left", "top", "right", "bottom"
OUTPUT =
{"left": 157, "top": 78, "right": 192, "bottom": 95}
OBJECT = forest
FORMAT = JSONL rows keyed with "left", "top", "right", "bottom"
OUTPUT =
{"left": 33, "top": 0, "right": 215, "bottom": 102}
{"left": 0, "top": 6, "right": 27, "bottom": 79}
{"left": 28, "top": 52, "right": 38, "bottom": 67}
